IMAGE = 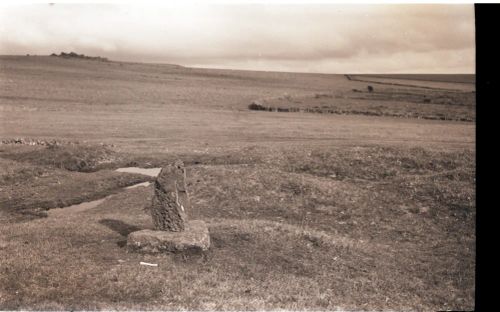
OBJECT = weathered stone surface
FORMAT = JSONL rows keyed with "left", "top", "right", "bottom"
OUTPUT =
{"left": 129, "top": 160, "right": 211, "bottom": 254}
{"left": 127, "top": 220, "right": 210, "bottom": 253}
{"left": 150, "top": 160, "right": 189, "bottom": 231}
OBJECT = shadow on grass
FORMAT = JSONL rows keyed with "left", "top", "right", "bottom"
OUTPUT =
{"left": 99, "top": 218, "right": 142, "bottom": 236}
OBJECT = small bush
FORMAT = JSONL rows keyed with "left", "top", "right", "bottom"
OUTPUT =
{"left": 248, "top": 101, "right": 267, "bottom": 111}
{"left": 51, "top": 52, "right": 108, "bottom": 62}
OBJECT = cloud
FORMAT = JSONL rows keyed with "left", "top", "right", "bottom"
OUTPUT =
{"left": 0, "top": 3, "right": 475, "bottom": 73}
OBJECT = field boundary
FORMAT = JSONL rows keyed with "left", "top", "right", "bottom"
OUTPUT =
{"left": 344, "top": 75, "right": 473, "bottom": 92}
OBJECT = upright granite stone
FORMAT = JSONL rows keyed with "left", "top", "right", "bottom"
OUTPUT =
{"left": 150, "top": 160, "right": 189, "bottom": 231}
{"left": 127, "top": 160, "right": 210, "bottom": 253}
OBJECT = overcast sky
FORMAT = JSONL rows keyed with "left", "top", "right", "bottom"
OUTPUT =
{"left": 0, "top": 3, "right": 475, "bottom": 73}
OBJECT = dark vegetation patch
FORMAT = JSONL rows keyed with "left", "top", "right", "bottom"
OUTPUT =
{"left": 51, "top": 52, "right": 108, "bottom": 62}
{"left": 250, "top": 85, "right": 475, "bottom": 122}
{"left": 248, "top": 101, "right": 268, "bottom": 111}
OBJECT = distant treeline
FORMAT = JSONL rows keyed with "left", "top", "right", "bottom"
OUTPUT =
{"left": 50, "top": 52, "right": 108, "bottom": 61}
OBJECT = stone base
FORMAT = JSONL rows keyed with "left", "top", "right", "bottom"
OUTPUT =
{"left": 127, "top": 220, "right": 210, "bottom": 253}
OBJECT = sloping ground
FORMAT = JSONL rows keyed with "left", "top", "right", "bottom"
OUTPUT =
{"left": 251, "top": 85, "right": 475, "bottom": 121}
{"left": 0, "top": 144, "right": 475, "bottom": 310}
{"left": 1, "top": 144, "right": 122, "bottom": 172}
{"left": 348, "top": 74, "right": 475, "bottom": 91}
{"left": 360, "top": 74, "right": 475, "bottom": 84}
{"left": 0, "top": 57, "right": 475, "bottom": 309}
{"left": 0, "top": 145, "right": 152, "bottom": 221}
{"left": 1, "top": 57, "right": 475, "bottom": 153}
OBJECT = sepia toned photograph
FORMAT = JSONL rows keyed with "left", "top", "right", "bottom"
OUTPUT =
{"left": 0, "top": 1, "right": 476, "bottom": 310}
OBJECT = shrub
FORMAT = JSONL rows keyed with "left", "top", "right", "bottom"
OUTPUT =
{"left": 248, "top": 101, "right": 267, "bottom": 111}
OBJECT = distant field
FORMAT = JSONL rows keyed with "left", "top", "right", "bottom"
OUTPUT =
{"left": 0, "top": 56, "right": 475, "bottom": 310}
{"left": 0, "top": 56, "right": 475, "bottom": 152}
{"left": 361, "top": 74, "right": 475, "bottom": 84}
{"left": 348, "top": 74, "right": 475, "bottom": 92}
{"left": 250, "top": 85, "right": 475, "bottom": 122}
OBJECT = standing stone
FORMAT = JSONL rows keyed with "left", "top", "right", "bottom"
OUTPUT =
{"left": 150, "top": 160, "right": 189, "bottom": 231}
{"left": 128, "top": 160, "right": 210, "bottom": 253}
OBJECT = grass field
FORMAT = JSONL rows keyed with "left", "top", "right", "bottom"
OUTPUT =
{"left": 249, "top": 85, "right": 474, "bottom": 121}
{"left": 0, "top": 56, "right": 475, "bottom": 310}
{"left": 348, "top": 74, "right": 476, "bottom": 92}
{"left": 360, "top": 74, "right": 475, "bottom": 84}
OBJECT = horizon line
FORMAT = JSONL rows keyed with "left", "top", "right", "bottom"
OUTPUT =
{"left": 0, "top": 54, "right": 476, "bottom": 76}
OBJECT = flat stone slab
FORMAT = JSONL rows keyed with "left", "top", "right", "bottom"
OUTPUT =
{"left": 127, "top": 220, "right": 210, "bottom": 253}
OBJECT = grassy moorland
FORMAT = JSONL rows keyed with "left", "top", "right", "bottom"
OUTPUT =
{"left": 359, "top": 74, "right": 476, "bottom": 84}
{"left": 0, "top": 56, "right": 475, "bottom": 310}
{"left": 249, "top": 85, "right": 475, "bottom": 121}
